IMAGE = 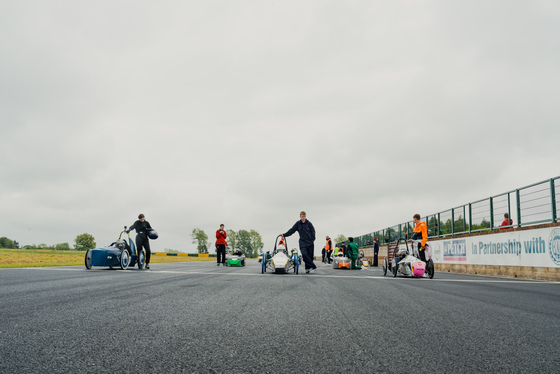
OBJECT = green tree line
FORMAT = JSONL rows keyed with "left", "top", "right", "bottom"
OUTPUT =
{"left": 1, "top": 233, "right": 96, "bottom": 251}
{"left": 191, "top": 228, "right": 263, "bottom": 258}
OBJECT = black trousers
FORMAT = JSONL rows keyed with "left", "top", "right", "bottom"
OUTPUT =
{"left": 136, "top": 235, "right": 151, "bottom": 264}
{"left": 373, "top": 253, "right": 378, "bottom": 266}
{"left": 326, "top": 250, "right": 332, "bottom": 264}
{"left": 216, "top": 244, "right": 226, "bottom": 263}
{"left": 300, "top": 243, "right": 316, "bottom": 270}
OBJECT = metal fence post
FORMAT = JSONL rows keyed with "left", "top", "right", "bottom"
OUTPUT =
{"left": 516, "top": 189, "right": 521, "bottom": 227}
{"left": 551, "top": 179, "right": 557, "bottom": 223}
{"left": 468, "top": 203, "right": 472, "bottom": 233}
{"left": 508, "top": 192, "right": 511, "bottom": 227}
{"left": 438, "top": 213, "right": 441, "bottom": 236}
{"left": 490, "top": 197, "right": 494, "bottom": 229}
{"left": 452, "top": 209, "right": 455, "bottom": 235}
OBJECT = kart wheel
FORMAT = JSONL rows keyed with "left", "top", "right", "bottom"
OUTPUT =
{"left": 382, "top": 258, "right": 387, "bottom": 276}
{"left": 120, "top": 250, "right": 130, "bottom": 270}
{"left": 392, "top": 262, "right": 398, "bottom": 277}
{"left": 85, "top": 249, "right": 92, "bottom": 269}
{"left": 137, "top": 250, "right": 146, "bottom": 269}
{"left": 261, "top": 253, "right": 266, "bottom": 274}
{"left": 427, "top": 259, "right": 435, "bottom": 279}
{"left": 241, "top": 260, "right": 245, "bottom": 266}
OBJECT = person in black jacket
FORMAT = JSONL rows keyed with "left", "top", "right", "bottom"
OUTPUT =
{"left": 127, "top": 213, "right": 153, "bottom": 269}
{"left": 373, "top": 236, "right": 379, "bottom": 267}
{"left": 282, "top": 211, "right": 317, "bottom": 273}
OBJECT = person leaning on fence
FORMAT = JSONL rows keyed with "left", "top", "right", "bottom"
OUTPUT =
{"left": 500, "top": 213, "right": 513, "bottom": 230}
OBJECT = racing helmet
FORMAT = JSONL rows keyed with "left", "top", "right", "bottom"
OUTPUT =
{"left": 115, "top": 239, "right": 126, "bottom": 250}
{"left": 397, "top": 248, "right": 407, "bottom": 257}
{"left": 148, "top": 230, "right": 159, "bottom": 240}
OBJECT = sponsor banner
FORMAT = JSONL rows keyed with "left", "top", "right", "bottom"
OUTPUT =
{"left": 430, "top": 227, "right": 560, "bottom": 268}
{"left": 443, "top": 240, "right": 467, "bottom": 262}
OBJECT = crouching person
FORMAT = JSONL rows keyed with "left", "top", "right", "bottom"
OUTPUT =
{"left": 347, "top": 237, "right": 361, "bottom": 269}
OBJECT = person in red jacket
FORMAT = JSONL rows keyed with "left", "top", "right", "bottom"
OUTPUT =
{"left": 216, "top": 224, "right": 227, "bottom": 266}
{"left": 500, "top": 213, "right": 513, "bottom": 230}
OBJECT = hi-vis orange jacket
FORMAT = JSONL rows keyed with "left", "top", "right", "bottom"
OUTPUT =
{"left": 325, "top": 238, "right": 333, "bottom": 252}
{"left": 413, "top": 221, "right": 428, "bottom": 247}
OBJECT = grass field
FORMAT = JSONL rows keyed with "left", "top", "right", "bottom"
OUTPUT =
{"left": 0, "top": 249, "right": 215, "bottom": 268}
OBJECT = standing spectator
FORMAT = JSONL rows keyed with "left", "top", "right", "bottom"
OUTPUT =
{"left": 216, "top": 224, "right": 227, "bottom": 266}
{"left": 500, "top": 213, "right": 513, "bottom": 230}
{"left": 325, "top": 235, "right": 333, "bottom": 264}
{"left": 435, "top": 223, "right": 443, "bottom": 236}
{"left": 412, "top": 214, "right": 428, "bottom": 263}
{"left": 373, "top": 236, "right": 379, "bottom": 267}
{"left": 282, "top": 211, "right": 317, "bottom": 273}
{"left": 128, "top": 213, "right": 153, "bottom": 269}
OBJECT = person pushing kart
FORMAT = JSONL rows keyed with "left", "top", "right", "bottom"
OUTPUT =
{"left": 412, "top": 214, "right": 428, "bottom": 262}
{"left": 127, "top": 213, "right": 154, "bottom": 269}
{"left": 281, "top": 211, "right": 317, "bottom": 273}
{"left": 347, "top": 237, "right": 361, "bottom": 269}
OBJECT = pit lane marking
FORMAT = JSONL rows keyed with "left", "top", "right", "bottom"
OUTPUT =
{"left": 8, "top": 266, "right": 560, "bottom": 284}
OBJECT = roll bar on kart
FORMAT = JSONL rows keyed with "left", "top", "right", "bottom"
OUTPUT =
{"left": 394, "top": 238, "right": 410, "bottom": 257}
{"left": 274, "top": 234, "right": 288, "bottom": 255}
{"left": 117, "top": 226, "right": 137, "bottom": 256}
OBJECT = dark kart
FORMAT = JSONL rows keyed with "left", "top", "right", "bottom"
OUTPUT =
{"left": 85, "top": 226, "right": 146, "bottom": 270}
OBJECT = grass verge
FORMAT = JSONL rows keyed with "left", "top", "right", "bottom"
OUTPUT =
{"left": 0, "top": 249, "right": 215, "bottom": 268}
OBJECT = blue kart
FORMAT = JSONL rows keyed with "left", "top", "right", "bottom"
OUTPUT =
{"left": 85, "top": 227, "right": 146, "bottom": 270}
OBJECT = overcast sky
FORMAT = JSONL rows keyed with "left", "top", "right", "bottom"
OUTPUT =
{"left": 1, "top": 1, "right": 559, "bottom": 252}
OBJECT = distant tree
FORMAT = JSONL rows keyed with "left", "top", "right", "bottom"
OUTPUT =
{"left": 249, "top": 230, "right": 263, "bottom": 257}
{"left": 191, "top": 228, "right": 210, "bottom": 254}
{"left": 74, "top": 233, "right": 96, "bottom": 251}
{"left": 0, "top": 237, "right": 18, "bottom": 249}
{"left": 227, "top": 229, "right": 237, "bottom": 252}
{"left": 237, "top": 230, "right": 253, "bottom": 257}
{"left": 55, "top": 242, "right": 71, "bottom": 251}
{"left": 167, "top": 249, "right": 179, "bottom": 253}
{"left": 334, "top": 234, "right": 347, "bottom": 246}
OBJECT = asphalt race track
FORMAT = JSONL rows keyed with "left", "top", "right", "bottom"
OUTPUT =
{"left": 1, "top": 261, "right": 559, "bottom": 373}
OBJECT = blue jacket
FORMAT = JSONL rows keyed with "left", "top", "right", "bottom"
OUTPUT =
{"left": 283, "top": 220, "right": 316, "bottom": 246}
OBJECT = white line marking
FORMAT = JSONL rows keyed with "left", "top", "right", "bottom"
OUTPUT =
{"left": 7, "top": 266, "right": 560, "bottom": 284}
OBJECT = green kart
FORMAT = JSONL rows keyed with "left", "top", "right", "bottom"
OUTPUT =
{"left": 225, "top": 250, "right": 246, "bottom": 267}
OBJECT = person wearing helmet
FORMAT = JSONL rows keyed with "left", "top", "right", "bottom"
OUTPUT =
{"left": 127, "top": 213, "right": 153, "bottom": 269}
{"left": 412, "top": 214, "right": 428, "bottom": 262}
{"left": 281, "top": 211, "right": 316, "bottom": 273}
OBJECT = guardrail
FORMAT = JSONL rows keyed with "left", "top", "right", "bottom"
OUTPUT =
{"left": 351, "top": 176, "right": 560, "bottom": 247}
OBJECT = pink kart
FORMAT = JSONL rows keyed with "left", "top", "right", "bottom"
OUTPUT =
{"left": 383, "top": 238, "right": 435, "bottom": 279}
